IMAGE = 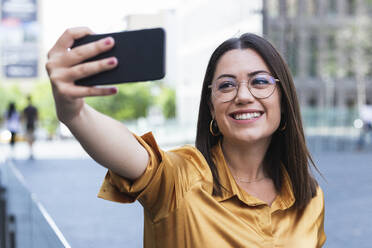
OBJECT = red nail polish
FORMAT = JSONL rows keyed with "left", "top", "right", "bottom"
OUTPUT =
{"left": 110, "top": 88, "right": 117, "bottom": 94}
{"left": 108, "top": 58, "right": 116, "bottom": 65}
{"left": 104, "top": 38, "right": 112, "bottom": 45}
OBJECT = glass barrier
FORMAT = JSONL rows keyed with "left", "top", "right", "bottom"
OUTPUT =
{"left": 0, "top": 161, "right": 70, "bottom": 248}
{"left": 301, "top": 107, "right": 362, "bottom": 152}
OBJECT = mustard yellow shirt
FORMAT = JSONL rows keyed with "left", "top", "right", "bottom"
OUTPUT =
{"left": 98, "top": 132, "right": 326, "bottom": 247}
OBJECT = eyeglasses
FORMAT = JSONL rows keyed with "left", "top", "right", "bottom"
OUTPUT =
{"left": 208, "top": 73, "right": 279, "bottom": 102}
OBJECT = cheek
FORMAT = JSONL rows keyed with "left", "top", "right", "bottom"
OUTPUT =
{"left": 271, "top": 102, "right": 282, "bottom": 128}
{"left": 265, "top": 93, "right": 282, "bottom": 128}
{"left": 273, "top": 108, "right": 282, "bottom": 128}
{"left": 212, "top": 102, "right": 229, "bottom": 131}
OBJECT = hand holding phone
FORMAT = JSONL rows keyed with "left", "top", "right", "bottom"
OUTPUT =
{"left": 72, "top": 28, "right": 166, "bottom": 86}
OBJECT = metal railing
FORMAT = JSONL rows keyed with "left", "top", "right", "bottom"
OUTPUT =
{"left": 0, "top": 161, "right": 70, "bottom": 248}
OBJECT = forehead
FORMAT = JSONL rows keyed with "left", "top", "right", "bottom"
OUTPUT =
{"left": 214, "top": 49, "right": 270, "bottom": 78}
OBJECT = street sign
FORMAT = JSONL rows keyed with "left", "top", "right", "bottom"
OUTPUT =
{"left": 1, "top": 0, "right": 37, "bottom": 22}
{"left": 1, "top": 0, "right": 39, "bottom": 78}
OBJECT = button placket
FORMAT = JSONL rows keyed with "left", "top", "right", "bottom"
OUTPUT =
{"left": 255, "top": 205, "right": 274, "bottom": 240}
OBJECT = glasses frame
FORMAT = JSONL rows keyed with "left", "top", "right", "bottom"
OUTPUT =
{"left": 208, "top": 73, "right": 280, "bottom": 102}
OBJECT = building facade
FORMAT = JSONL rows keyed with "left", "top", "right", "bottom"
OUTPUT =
{"left": 263, "top": 0, "right": 372, "bottom": 110}
{"left": 177, "top": 0, "right": 263, "bottom": 125}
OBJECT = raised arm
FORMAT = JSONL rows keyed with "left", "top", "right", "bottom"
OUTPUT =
{"left": 46, "top": 27, "right": 149, "bottom": 180}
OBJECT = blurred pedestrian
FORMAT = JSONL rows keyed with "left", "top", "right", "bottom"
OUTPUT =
{"left": 5, "top": 102, "right": 20, "bottom": 153}
{"left": 46, "top": 28, "right": 326, "bottom": 247}
{"left": 357, "top": 105, "right": 372, "bottom": 150}
{"left": 22, "top": 95, "right": 38, "bottom": 159}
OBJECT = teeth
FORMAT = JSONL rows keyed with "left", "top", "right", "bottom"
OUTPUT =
{"left": 234, "top": 112, "right": 261, "bottom": 120}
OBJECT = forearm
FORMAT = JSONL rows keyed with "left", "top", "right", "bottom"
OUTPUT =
{"left": 67, "top": 103, "right": 149, "bottom": 180}
{"left": 46, "top": 27, "right": 148, "bottom": 179}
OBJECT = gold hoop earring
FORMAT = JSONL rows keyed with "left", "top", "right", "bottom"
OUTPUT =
{"left": 209, "top": 119, "right": 220, "bottom": 136}
{"left": 279, "top": 120, "right": 287, "bottom": 131}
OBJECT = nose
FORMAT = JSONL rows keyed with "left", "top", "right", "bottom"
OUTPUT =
{"left": 234, "top": 82, "right": 255, "bottom": 104}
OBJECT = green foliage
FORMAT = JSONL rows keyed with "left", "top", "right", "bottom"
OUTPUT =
{"left": 0, "top": 80, "right": 177, "bottom": 136}
{"left": 155, "top": 86, "right": 176, "bottom": 119}
{"left": 86, "top": 82, "right": 176, "bottom": 121}
{"left": 29, "top": 81, "right": 59, "bottom": 136}
{"left": 86, "top": 82, "right": 153, "bottom": 120}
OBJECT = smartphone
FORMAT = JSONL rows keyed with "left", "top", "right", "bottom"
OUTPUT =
{"left": 71, "top": 28, "right": 166, "bottom": 86}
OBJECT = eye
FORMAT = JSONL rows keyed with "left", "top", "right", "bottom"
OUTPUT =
{"left": 251, "top": 76, "right": 272, "bottom": 88}
{"left": 217, "top": 80, "right": 237, "bottom": 91}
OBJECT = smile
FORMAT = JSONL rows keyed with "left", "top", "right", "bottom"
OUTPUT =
{"left": 232, "top": 112, "right": 262, "bottom": 120}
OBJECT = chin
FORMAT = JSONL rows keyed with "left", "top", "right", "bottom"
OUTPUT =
{"left": 226, "top": 132, "right": 271, "bottom": 145}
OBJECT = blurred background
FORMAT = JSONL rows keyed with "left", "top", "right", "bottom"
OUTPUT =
{"left": 0, "top": 0, "right": 371, "bottom": 247}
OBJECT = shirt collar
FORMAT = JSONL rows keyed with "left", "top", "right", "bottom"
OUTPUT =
{"left": 210, "top": 141, "right": 295, "bottom": 209}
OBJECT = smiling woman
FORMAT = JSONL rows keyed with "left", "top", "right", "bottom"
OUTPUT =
{"left": 197, "top": 34, "right": 321, "bottom": 208}
{"left": 46, "top": 28, "right": 325, "bottom": 247}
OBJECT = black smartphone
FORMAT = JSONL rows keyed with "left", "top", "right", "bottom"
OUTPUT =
{"left": 71, "top": 28, "right": 166, "bottom": 86}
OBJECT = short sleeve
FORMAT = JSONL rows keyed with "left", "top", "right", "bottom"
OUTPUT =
{"left": 97, "top": 132, "right": 207, "bottom": 221}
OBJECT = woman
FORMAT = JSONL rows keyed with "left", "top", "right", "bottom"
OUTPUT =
{"left": 46, "top": 27, "right": 325, "bottom": 247}
{"left": 5, "top": 102, "right": 20, "bottom": 148}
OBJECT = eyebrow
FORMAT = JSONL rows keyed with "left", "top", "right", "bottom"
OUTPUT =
{"left": 216, "top": 70, "right": 270, "bottom": 80}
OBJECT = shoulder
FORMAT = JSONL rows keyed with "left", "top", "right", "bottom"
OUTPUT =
{"left": 314, "top": 186, "right": 325, "bottom": 206}
{"left": 305, "top": 185, "right": 325, "bottom": 216}
{"left": 136, "top": 132, "right": 212, "bottom": 184}
{"left": 169, "top": 145, "right": 209, "bottom": 167}
{"left": 166, "top": 145, "right": 212, "bottom": 182}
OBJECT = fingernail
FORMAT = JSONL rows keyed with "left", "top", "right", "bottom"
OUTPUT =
{"left": 104, "top": 37, "right": 113, "bottom": 46}
{"left": 110, "top": 87, "right": 117, "bottom": 94}
{"left": 107, "top": 58, "right": 117, "bottom": 65}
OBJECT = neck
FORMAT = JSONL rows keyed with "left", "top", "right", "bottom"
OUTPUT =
{"left": 221, "top": 137, "right": 271, "bottom": 181}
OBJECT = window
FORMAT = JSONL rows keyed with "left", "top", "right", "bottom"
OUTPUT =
{"left": 308, "top": 35, "right": 318, "bottom": 77}
{"left": 367, "top": 0, "right": 372, "bottom": 15}
{"left": 332, "top": 90, "right": 338, "bottom": 107}
{"left": 308, "top": 96, "right": 318, "bottom": 107}
{"left": 268, "top": 0, "right": 279, "bottom": 17}
{"left": 347, "top": 0, "right": 356, "bottom": 15}
{"left": 346, "top": 98, "right": 356, "bottom": 108}
{"left": 328, "top": 0, "right": 337, "bottom": 14}
{"left": 285, "top": 33, "right": 298, "bottom": 76}
{"left": 366, "top": 46, "right": 372, "bottom": 78}
{"left": 308, "top": 0, "right": 318, "bottom": 16}
{"left": 346, "top": 49, "right": 355, "bottom": 78}
{"left": 328, "top": 35, "right": 336, "bottom": 50}
{"left": 287, "top": 0, "right": 298, "bottom": 18}
{"left": 327, "top": 35, "right": 337, "bottom": 77}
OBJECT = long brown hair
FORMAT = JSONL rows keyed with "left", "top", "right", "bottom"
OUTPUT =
{"left": 196, "top": 33, "right": 318, "bottom": 210}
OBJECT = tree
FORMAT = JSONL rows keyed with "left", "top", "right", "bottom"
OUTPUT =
{"left": 0, "top": 80, "right": 177, "bottom": 137}
{"left": 155, "top": 86, "right": 176, "bottom": 119}
{"left": 86, "top": 82, "right": 153, "bottom": 120}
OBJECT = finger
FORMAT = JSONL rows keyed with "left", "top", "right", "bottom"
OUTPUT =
{"left": 48, "top": 27, "right": 94, "bottom": 57}
{"left": 63, "top": 36, "right": 115, "bottom": 67}
{"left": 63, "top": 84, "right": 118, "bottom": 98}
{"left": 66, "top": 56, "right": 118, "bottom": 81}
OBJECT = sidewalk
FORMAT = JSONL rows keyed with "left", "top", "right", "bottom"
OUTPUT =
{"left": 0, "top": 139, "right": 89, "bottom": 161}
{"left": 2, "top": 138, "right": 372, "bottom": 248}
{"left": 0, "top": 132, "right": 186, "bottom": 162}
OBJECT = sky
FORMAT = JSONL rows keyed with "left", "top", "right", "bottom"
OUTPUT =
{"left": 42, "top": 0, "right": 179, "bottom": 51}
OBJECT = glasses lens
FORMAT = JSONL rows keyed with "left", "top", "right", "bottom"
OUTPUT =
{"left": 249, "top": 74, "right": 276, "bottom": 98}
{"left": 214, "top": 80, "right": 237, "bottom": 102}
